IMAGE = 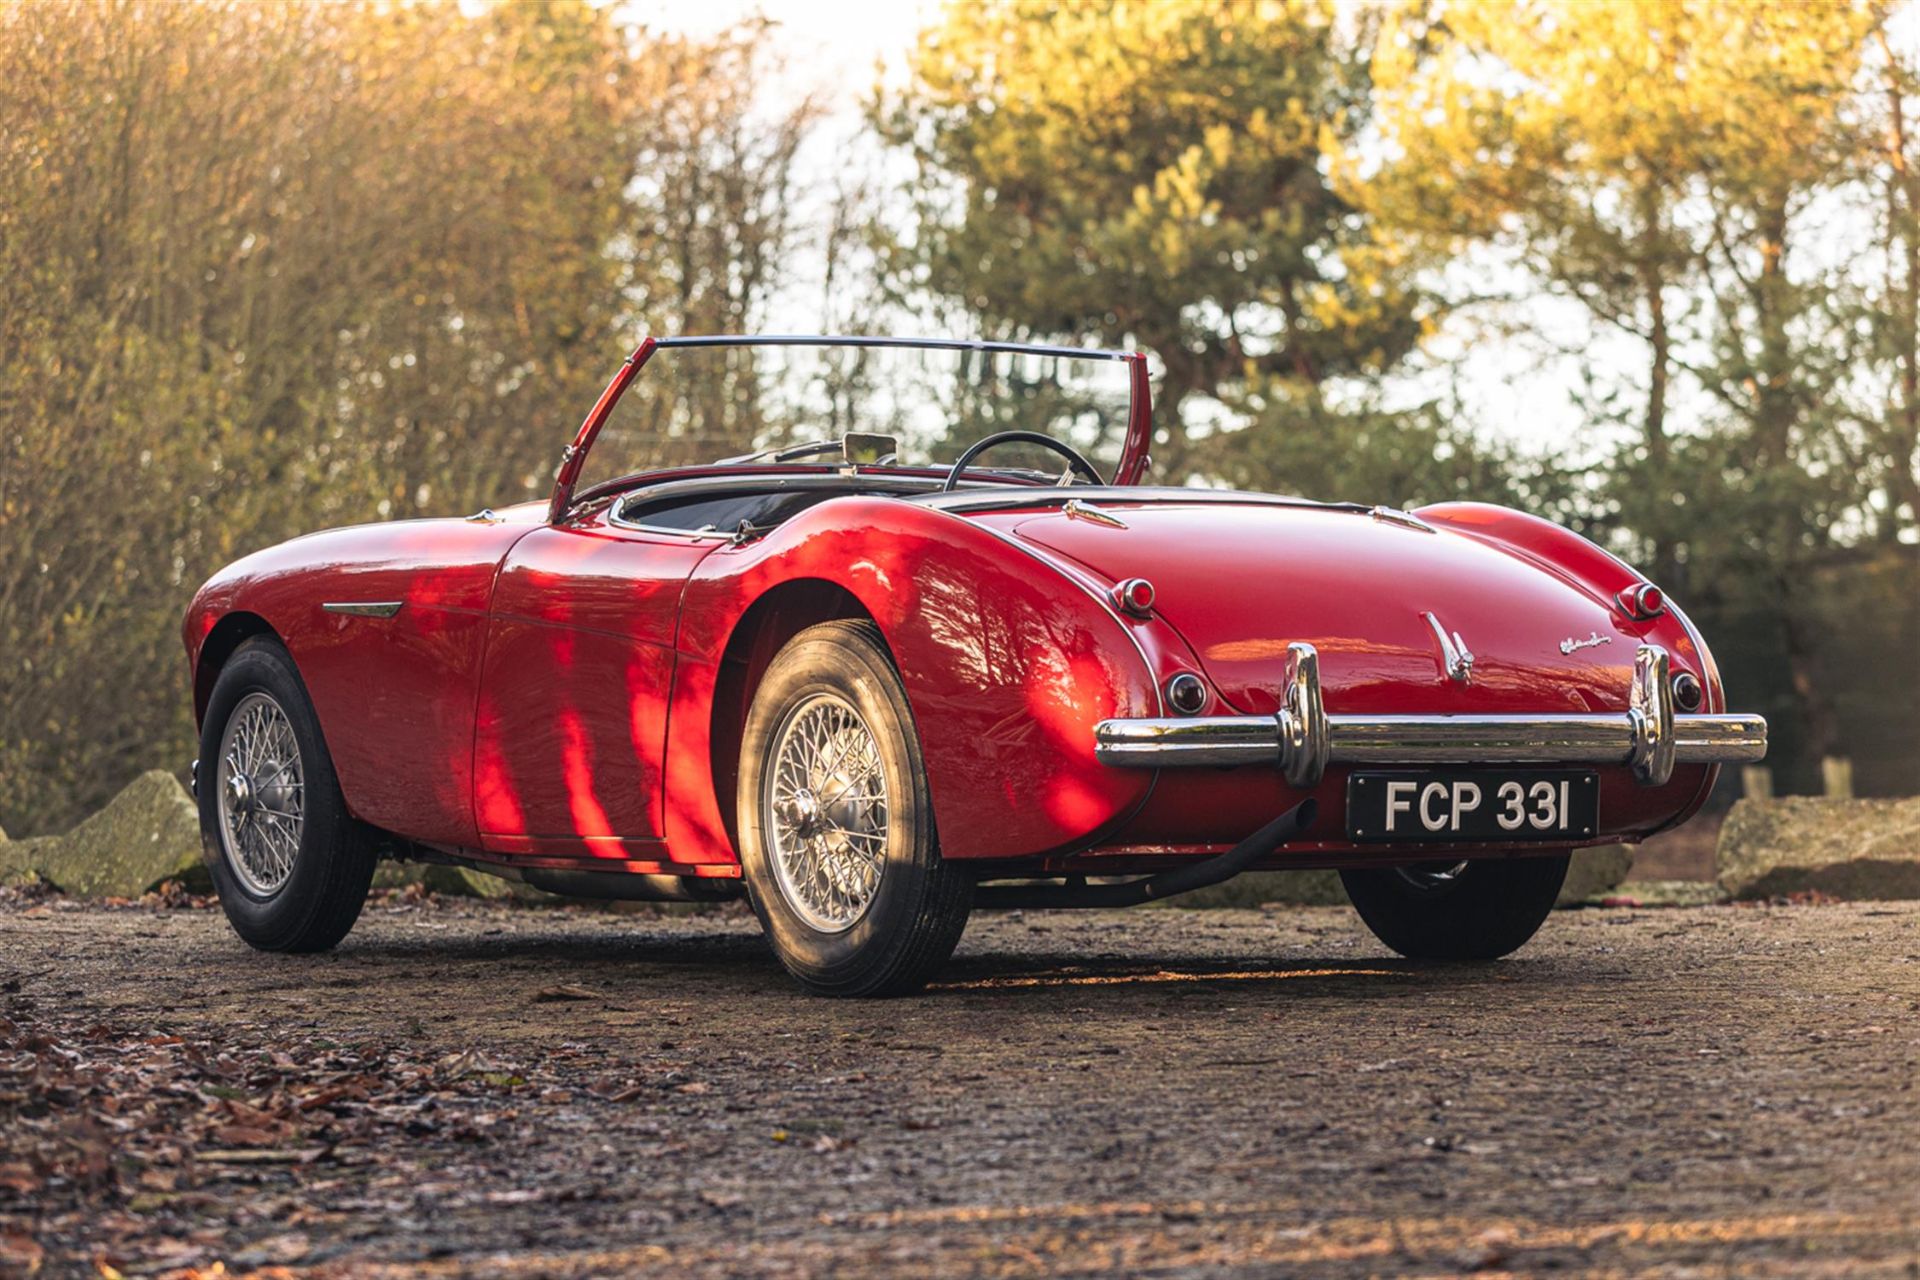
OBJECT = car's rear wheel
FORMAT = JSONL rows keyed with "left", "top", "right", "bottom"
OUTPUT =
{"left": 737, "top": 620, "right": 971, "bottom": 997}
{"left": 1340, "top": 853, "right": 1568, "bottom": 960}
{"left": 199, "top": 637, "right": 377, "bottom": 952}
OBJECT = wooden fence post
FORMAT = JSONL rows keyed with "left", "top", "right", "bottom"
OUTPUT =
{"left": 1741, "top": 765, "right": 1774, "bottom": 801}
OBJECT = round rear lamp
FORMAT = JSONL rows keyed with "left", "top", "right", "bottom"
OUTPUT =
{"left": 1165, "top": 672, "right": 1208, "bottom": 715}
{"left": 1114, "top": 577, "right": 1155, "bottom": 618}
{"left": 1671, "top": 670, "right": 1703, "bottom": 712}
{"left": 1619, "top": 582, "right": 1667, "bottom": 620}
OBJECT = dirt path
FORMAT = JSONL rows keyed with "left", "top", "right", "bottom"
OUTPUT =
{"left": 3, "top": 894, "right": 1918, "bottom": 1277}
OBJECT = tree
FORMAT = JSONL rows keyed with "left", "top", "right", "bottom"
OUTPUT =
{"left": 1357, "top": 0, "right": 1885, "bottom": 768}
{"left": 1855, "top": 20, "right": 1920, "bottom": 542}
{"left": 1347, "top": 0, "right": 1711, "bottom": 580}
{"left": 0, "top": 1, "right": 833, "bottom": 834}
{"left": 873, "top": 0, "right": 1432, "bottom": 482}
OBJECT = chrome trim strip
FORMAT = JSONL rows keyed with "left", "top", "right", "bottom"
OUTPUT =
{"left": 321, "top": 601, "right": 404, "bottom": 619}
{"left": 650, "top": 333, "right": 1137, "bottom": 362}
{"left": 1369, "top": 505, "right": 1438, "bottom": 533}
{"left": 1092, "top": 642, "right": 1767, "bottom": 787}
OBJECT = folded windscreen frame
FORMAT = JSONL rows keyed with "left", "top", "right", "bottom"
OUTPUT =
{"left": 550, "top": 335, "right": 1153, "bottom": 520}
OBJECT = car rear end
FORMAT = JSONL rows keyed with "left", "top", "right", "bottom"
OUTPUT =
{"left": 955, "top": 491, "right": 1764, "bottom": 871}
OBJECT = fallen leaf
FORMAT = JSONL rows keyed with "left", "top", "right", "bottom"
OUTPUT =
{"left": 0, "top": 1231, "right": 44, "bottom": 1270}
{"left": 197, "top": 1147, "right": 326, "bottom": 1165}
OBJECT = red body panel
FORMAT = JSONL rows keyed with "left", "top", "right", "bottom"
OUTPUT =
{"left": 182, "top": 342, "right": 1729, "bottom": 881}
{"left": 472, "top": 516, "right": 716, "bottom": 856}
{"left": 183, "top": 513, "right": 540, "bottom": 848}
{"left": 663, "top": 498, "right": 1162, "bottom": 863}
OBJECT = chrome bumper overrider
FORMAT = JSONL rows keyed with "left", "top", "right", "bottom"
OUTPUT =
{"left": 1093, "top": 643, "right": 1766, "bottom": 789}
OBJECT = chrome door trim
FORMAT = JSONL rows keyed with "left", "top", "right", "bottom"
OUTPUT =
{"left": 321, "top": 601, "right": 404, "bottom": 619}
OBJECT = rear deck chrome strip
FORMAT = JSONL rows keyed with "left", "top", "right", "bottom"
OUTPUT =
{"left": 1092, "top": 643, "right": 1767, "bottom": 788}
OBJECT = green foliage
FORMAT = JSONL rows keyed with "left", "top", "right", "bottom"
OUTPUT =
{"left": 1211, "top": 381, "right": 1531, "bottom": 511}
{"left": 1355, "top": 0, "right": 1911, "bottom": 760}
{"left": 873, "top": 0, "right": 1433, "bottom": 479}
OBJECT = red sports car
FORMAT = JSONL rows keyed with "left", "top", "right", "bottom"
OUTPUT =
{"left": 184, "top": 335, "right": 1765, "bottom": 995}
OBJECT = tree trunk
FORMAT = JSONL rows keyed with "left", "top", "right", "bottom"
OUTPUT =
{"left": 1776, "top": 574, "right": 1845, "bottom": 763}
{"left": 1643, "top": 263, "right": 1677, "bottom": 584}
{"left": 1882, "top": 37, "right": 1920, "bottom": 539}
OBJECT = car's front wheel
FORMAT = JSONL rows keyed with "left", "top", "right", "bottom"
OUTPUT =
{"left": 198, "top": 637, "right": 377, "bottom": 952}
{"left": 736, "top": 620, "right": 972, "bottom": 997}
{"left": 1340, "top": 853, "right": 1568, "bottom": 961}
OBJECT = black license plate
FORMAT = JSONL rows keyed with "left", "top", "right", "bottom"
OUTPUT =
{"left": 1346, "top": 770, "right": 1599, "bottom": 843}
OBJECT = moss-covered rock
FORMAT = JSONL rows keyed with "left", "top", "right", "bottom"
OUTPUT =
{"left": 1557, "top": 844, "right": 1634, "bottom": 906}
{"left": 0, "top": 771, "right": 205, "bottom": 898}
{"left": 1717, "top": 797, "right": 1920, "bottom": 900}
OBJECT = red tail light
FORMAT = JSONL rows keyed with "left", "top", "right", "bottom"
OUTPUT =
{"left": 1114, "top": 577, "right": 1155, "bottom": 618}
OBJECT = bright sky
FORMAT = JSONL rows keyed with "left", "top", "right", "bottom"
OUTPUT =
{"left": 632, "top": 0, "right": 931, "bottom": 94}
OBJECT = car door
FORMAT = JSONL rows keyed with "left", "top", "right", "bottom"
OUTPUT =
{"left": 472, "top": 504, "right": 721, "bottom": 859}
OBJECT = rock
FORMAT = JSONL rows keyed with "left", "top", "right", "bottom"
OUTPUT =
{"left": 1, "top": 846, "right": 57, "bottom": 889}
{"left": 0, "top": 771, "right": 206, "bottom": 898}
{"left": 1717, "top": 797, "right": 1920, "bottom": 900}
{"left": 1557, "top": 844, "right": 1634, "bottom": 907}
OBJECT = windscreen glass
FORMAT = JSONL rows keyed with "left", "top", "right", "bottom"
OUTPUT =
{"left": 575, "top": 342, "right": 1134, "bottom": 497}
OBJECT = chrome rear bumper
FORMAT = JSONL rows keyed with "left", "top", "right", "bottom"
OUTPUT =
{"left": 1093, "top": 643, "right": 1766, "bottom": 789}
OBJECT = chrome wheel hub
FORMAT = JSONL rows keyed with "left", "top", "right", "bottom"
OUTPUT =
{"left": 216, "top": 692, "right": 305, "bottom": 896}
{"left": 764, "top": 693, "right": 888, "bottom": 933}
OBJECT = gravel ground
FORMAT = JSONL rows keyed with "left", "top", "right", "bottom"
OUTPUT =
{"left": 3, "top": 893, "right": 1918, "bottom": 1278}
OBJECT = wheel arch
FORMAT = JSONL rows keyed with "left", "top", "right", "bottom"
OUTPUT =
{"left": 194, "top": 611, "right": 282, "bottom": 727}
{"left": 708, "top": 579, "right": 885, "bottom": 859}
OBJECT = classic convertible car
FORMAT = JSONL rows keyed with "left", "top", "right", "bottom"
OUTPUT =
{"left": 184, "top": 335, "right": 1766, "bottom": 995}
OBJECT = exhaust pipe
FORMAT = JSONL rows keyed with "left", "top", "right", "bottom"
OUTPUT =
{"left": 974, "top": 797, "right": 1319, "bottom": 910}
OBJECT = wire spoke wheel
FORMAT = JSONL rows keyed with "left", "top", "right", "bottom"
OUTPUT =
{"left": 216, "top": 691, "right": 306, "bottom": 896}
{"left": 763, "top": 692, "right": 889, "bottom": 933}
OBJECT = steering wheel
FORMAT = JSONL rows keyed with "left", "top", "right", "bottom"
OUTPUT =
{"left": 940, "top": 430, "right": 1105, "bottom": 493}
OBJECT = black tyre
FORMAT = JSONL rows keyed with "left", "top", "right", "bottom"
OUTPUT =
{"left": 737, "top": 620, "right": 972, "bottom": 997}
{"left": 198, "top": 637, "right": 377, "bottom": 952}
{"left": 1340, "top": 853, "right": 1569, "bottom": 961}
